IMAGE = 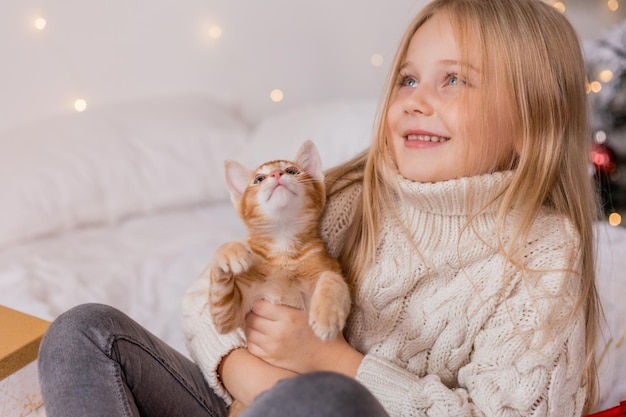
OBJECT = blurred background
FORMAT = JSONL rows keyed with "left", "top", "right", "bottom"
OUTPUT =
{"left": 1, "top": 0, "right": 626, "bottom": 221}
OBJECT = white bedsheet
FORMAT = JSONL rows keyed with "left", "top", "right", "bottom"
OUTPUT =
{"left": 0, "top": 202, "right": 245, "bottom": 356}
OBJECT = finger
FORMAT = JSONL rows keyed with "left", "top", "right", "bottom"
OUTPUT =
{"left": 245, "top": 337, "right": 267, "bottom": 359}
{"left": 252, "top": 300, "right": 307, "bottom": 321}
{"left": 250, "top": 300, "right": 283, "bottom": 320}
{"left": 245, "top": 326, "right": 279, "bottom": 362}
{"left": 244, "top": 323, "right": 266, "bottom": 347}
{"left": 245, "top": 310, "right": 273, "bottom": 335}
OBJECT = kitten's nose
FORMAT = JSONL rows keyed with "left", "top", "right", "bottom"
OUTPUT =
{"left": 269, "top": 170, "right": 283, "bottom": 179}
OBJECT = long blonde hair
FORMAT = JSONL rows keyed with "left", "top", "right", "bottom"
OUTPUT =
{"left": 326, "top": 0, "right": 600, "bottom": 412}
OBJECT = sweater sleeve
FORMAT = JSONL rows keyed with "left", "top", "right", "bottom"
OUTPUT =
{"left": 354, "top": 218, "right": 588, "bottom": 417}
{"left": 181, "top": 268, "right": 246, "bottom": 404}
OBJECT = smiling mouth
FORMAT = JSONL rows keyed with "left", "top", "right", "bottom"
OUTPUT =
{"left": 406, "top": 134, "right": 450, "bottom": 143}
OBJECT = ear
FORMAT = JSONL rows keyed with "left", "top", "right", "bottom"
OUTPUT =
{"left": 224, "top": 160, "right": 252, "bottom": 207}
{"left": 294, "top": 140, "right": 324, "bottom": 181}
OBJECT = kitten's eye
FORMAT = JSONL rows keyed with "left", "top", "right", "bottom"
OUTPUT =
{"left": 253, "top": 175, "right": 266, "bottom": 184}
{"left": 285, "top": 167, "right": 300, "bottom": 175}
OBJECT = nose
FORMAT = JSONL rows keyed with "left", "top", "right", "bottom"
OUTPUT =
{"left": 269, "top": 170, "right": 283, "bottom": 179}
{"left": 404, "top": 85, "right": 434, "bottom": 116}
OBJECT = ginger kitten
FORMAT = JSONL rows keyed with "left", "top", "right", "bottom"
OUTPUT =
{"left": 207, "top": 139, "right": 351, "bottom": 344}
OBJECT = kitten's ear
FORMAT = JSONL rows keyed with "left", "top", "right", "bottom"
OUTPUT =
{"left": 224, "top": 160, "right": 252, "bottom": 207}
{"left": 295, "top": 140, "right": 323, "bottom": 181}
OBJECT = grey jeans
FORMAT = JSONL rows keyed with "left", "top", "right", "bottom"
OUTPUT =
{"left": 38, "top": 303, "right": 389, "bottom": 417}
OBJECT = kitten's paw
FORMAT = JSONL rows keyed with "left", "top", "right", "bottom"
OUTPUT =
{"left": 309, "top": 305, "right": 347, "bottom": 340}
{"left": 308, "top": 271, "right": 351, "bottom": 340}
{"left": 212, "top": 312, "right": 239, "bottom": 334}
{"left": 207, "top": 241, "right": 251, "bottom": 333}
{"left": 211, "top": 241, "right": 253, "bottom": 278}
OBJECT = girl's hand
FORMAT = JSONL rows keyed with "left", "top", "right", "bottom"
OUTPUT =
{"left": 219, "top": 348, "right": 297, "bottom": 406}
{"left": 244, "top": 300, "right": 363, "bottom": 376}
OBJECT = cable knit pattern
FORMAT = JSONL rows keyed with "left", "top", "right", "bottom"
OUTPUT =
{"left": 182, "top": 268, "right": 245, "bottom": 404}
{"left": 182, "top": 170, "right": 587, "bottom": 416}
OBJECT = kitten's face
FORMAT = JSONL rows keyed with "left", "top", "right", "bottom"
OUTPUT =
{"left": 224, "top": 140, "right": 325, "bottom": 226}
{"left": 248, "top": 160, "right": 309, "bottom": 216}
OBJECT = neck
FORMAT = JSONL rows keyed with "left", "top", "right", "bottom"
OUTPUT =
{"left": 247, "top": 214, "right": 322, "bottom": 257}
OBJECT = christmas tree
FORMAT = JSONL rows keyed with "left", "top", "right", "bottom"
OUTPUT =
{"left": 586, "top": 20, "right": 626, "bottom": 221}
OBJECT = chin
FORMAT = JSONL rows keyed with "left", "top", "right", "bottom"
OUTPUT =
{"left": 400, "top": 169, "right": 442, "bottom": 183}
{"left": 398, "top": 163, "right": 464, "bottom": 182}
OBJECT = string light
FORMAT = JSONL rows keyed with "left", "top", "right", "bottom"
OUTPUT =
{"left": 270, "top": 89, "right": 284, "bottom": 103}
{"left": 585, "top": 80, "right": 604, "bottom": 94}
{"left": 609, "top": 212, "right": 622, "bottom": 227}
{"left": 552, "top": 2, "right": 566, "bottom": 13}
{"left": 20, "top": 2, "right": 626, "bottom": 143}
{"left": 586, "top": 80, "right": 603, "bottom": 94}
{"left": 74, "top": 99, "right": 87, "bottom": 112}
{"left": 208, "top": 25, "right": 222, "bottom": 39}
{"left": 200, "top": 22, "right": 223, "bottom": 42}
{"left": 34, "top": 17, "right": 47, "bottom": 31}
{"left": 370, "top": 54, "right": 384, "bottom": 67}
{"left": 599, "top": 69, "right": 614, "bottom": 83}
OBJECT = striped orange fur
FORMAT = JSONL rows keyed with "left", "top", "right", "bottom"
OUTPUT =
{"left": 206, "top": 140, "right": 351, "bottom": 342}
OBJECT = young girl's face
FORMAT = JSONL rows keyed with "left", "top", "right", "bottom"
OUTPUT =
{"left": 386, "top": 12, "right": 516, "bottom": 183}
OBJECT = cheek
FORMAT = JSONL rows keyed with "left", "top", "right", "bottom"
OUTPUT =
{"left": 384, "top": 128, "right": 399, "bottom": 167}
{"left": 454, "top": 96, "right": 489, "bottom": 145}
{"left": 386, "top": 99, "right": 402, "bottom": 130}
{"left": 385, "top": 103, "right": 402, "bottom": 159}
{"left": 468, "top": 121, "right": 517, "bottom": 173}
{"left": 454, "top": 100, "right": 477, "bottom": 134}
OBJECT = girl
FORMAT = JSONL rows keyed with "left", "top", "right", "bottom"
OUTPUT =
{"left": 39, "top": 0, "right": 600, "bottom": 416}
{"left": 184, "top": 0, "right": 600, "bottom": 415}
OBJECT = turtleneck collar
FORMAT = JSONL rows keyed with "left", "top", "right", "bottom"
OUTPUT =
{"left": 393, "top": 170, "right": 515, "bottom": 217}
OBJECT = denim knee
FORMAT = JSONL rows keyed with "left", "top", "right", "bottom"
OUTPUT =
{"left": 295, "top": 371, "right": 370, "bottom": 401}
{"left": 39, "top": 303, "right": 120, "bottom": 357}
{"left": 243, "top": 371, "right": 388, "bottom": 417}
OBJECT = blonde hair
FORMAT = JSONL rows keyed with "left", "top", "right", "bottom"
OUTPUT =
{"left": 326, "top": 0, "right": 600, "bottom": 412}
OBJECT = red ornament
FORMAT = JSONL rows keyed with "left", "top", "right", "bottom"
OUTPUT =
{"left": 591, "top": 142, "right": 618, "bottom": 175}
{"left": 584, "top": 400, "right": 626, "bottom": 417}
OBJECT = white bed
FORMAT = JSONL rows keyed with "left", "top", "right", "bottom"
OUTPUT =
{"left": 1, "top": 0, "right": 625, "bottom": 415}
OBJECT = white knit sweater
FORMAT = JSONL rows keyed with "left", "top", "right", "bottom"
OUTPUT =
{"left": 182, "top": 171, "right": 587, "bottom": 417}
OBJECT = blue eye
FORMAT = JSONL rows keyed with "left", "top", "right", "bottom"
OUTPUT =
{"left": 447, "top": 74, "right": 467, "bottom": 86}
{"left": 253, "top": 175, "right": 265, "bottom": 184}
{"left": 401, "top": 77, "right": 418, "bottom": 88}
{"left": 285, "top": 166, "right": 300, "bottom": 175}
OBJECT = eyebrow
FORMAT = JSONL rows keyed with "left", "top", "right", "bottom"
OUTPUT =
{"left": 439, "top": 59, "right": 480, "bottom": 73}
{"left": 400, "top": 59, "right": 480, "bottom": 73}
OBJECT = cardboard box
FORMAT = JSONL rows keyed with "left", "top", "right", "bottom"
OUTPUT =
{"left": 0, "top": 306, "right": 50, "bottom": 417}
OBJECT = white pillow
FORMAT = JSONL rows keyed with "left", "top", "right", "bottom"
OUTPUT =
{"left": 241, "top": 98, "right": 378, "bottom": 169}
{"left": 0, "top": 95, "right": 249, "bottom": 248}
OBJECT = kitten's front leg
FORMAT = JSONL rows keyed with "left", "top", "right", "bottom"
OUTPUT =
{"left": 208, "top": 241, "right": 253, "bottom": 334}
{"left": 308, "top": 271, "right": 351, "bottom": 340}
